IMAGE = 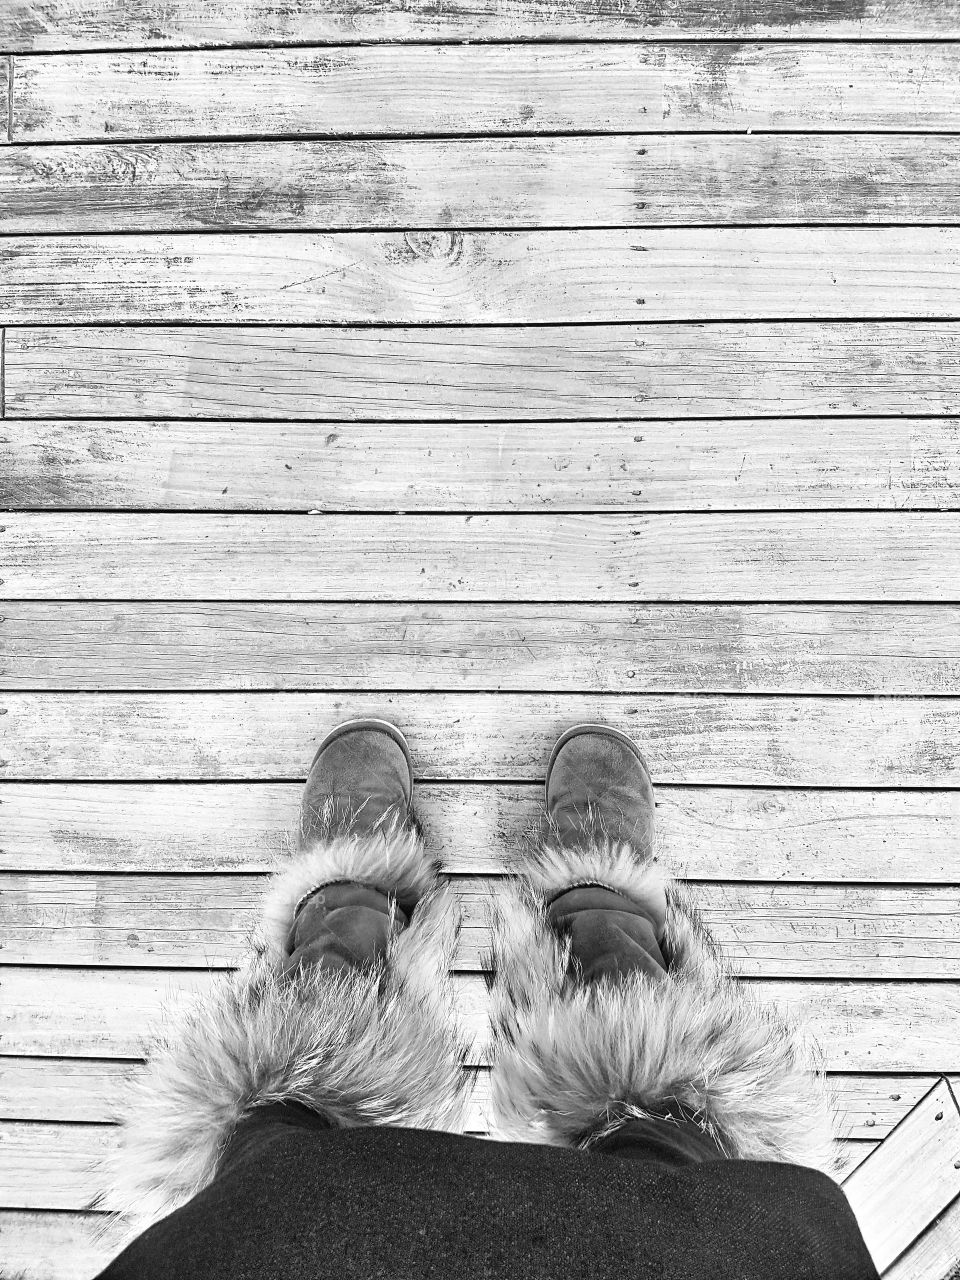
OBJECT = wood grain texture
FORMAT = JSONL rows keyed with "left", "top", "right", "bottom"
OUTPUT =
{"left": 9, "top": 323, "right": 960, "bottom": 420}
{"left": 843, "top": 1078, "right": 960, "bottom": 1272}
{"left": 5, "top": 782, "right": 960, "bottom": 881}
{"left": 0, "top": 1210, "right": 112, "bottom": 1280}
{"left": 4, "top": 512, "right": 960, "bottom": 602}
{"left": 9, "top": 228, "right": 960, "bottom": 325}
{"left": 3, "top": 1055, "right": 948, "bottom": 1141}
{"left": 5, "top": 603, "right": 960, "bottom": 693}
{"left": 13, "top": 44, "right": 960, "bottom": 142}
{"left": 2, "top": 692, "right": 960, "bottom": 785}
{"left": 3, "top": 966, "right": 957, "bottom": 1070}
{"left": 6, "top": 136, "right": 960, "bottom": 234}
{"left": 884, "top": 1195, "right": 960, "bottom": 1280}
{"left": 6, "top": 417, "right": 960, "bottom": 512}
{"left": 4, "top": 0, "right": 959, "bottom": 52}
{"left": 3, "top": 874, "right": 958, "bottom": 977}
{"left": 0, "top": 1119, "right": 875, "bottom": 1210}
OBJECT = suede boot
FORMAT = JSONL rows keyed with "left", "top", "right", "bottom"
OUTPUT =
{"left": 285, "top": 718, "right": 422, "bottom": 977}
{"left": 104, "top": 717, "right": 469, "bottom": 1229}
{"left": 543, "top": 724, "right": 668, "bottom": 981}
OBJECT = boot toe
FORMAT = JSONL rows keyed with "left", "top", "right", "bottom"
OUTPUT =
{"left": 300, "top": 721, "right": 413, "bottom": 842}
{"left": 545, "top": 726, "right": 654, "bottom": 852}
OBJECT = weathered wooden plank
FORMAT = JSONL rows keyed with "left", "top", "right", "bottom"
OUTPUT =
{"left": 4, "top": 512, "right": 959, "bottom": 602}
{"left": 6, "top": 136, "right": 960, "bottom": 234}
{"left": 0, "top": 1058, "right": 143, "bottom": 1123}
{"left": 0, "top": 1119, "right": 874, "bottom": 1211}
{"left": 4, "top": 782, "right": 960, "bottom": 882}
{"left": 9, "top": 228, "right": 960, "bottom": 326}
{"left": 0, "top": 1210, "right": 112, "bottom": 1280}
{"left": 884, "top": 1195, "right": 960, "bottom": 1280}
{"left": 9, "top": 323, "right": 960, "bottom": 421}
{"left": 2, "top": 1055, "right": 950, "bottom": 1141}
{"left": 8, "top": 418, "right": 960, "bottom": 511}
{"left": 843, "top": 1078, "right": 960, "bottom": 1272}
{"left": 3, "top": 967, "right": 958, "bottom": 1069}
{"left": 3, "top": 875, "right": 958, "bottom": 977}
{"left": 827, "top": 1076, "right": 960, "bottom": 1144}
{"left": 1, "top": 58, "right": 8, "bottom": 147}
{"left": 0, "top": 1122, "right": 118, "bottom": 1210}
{"left": 13, "top": 44, "right": 960, "bottom": 143}
{"left": 3, "top": 511, "right": 959, "bottom": 604}
{"left": 3, "top": 692, "right": 960, "bottom": 786}
{"left": 5, "top": 603, "right": 960, "bottom": 694}
{"left": 5, "top": 0, "right": 960, "bottom": 52}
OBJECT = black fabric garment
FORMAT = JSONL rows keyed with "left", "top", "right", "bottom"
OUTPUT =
{"left": 98, "top": 1106, "right": 878, "bottom": 1280}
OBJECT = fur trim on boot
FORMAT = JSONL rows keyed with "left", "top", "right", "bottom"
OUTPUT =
{"left": 266, "top": 797, "right": 439, "bottom": 938}
{"left": 487, "top": 816, "right": 837, "bottom": 1176}
{"left": 99, "top": 814, "right": 471, "bottom": 1233}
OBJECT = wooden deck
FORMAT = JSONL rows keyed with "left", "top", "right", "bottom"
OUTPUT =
{"left": 2, "top": 1, "right": 960, "bottom": 1274}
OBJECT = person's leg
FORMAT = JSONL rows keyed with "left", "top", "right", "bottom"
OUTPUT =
{"left": 100, "top": 719, "right": 471, "bottom": 1237}
{"left": 487, "top": 724, "right": 836, "bottom": 1172}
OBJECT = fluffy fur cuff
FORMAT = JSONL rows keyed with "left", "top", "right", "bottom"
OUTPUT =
{"left": 100, "top": 827, "right": 470, "bottom": 1233}
{"left": 265, "top": 799, "right": 439, "bottom": 935}
{"left": 488, "top": 828, "right": 836, "bottom": 1176}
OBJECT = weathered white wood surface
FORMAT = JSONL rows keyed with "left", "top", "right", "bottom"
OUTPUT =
{"left": 9, "top": 323, "right": 960, "bottom": 420}
{"left": 843, "top": 1078, "right": 960, "bottom": 1272}
{"left": 6, "top": 136, "right": 960, "bottom": 233}
{"left": 884, "top": 1195, "right": 960, "bottom": 1280}
{"left": 4, "top": 0, "right": 959, "bottom": 51}
{"left": 0, "top": 1119, "right": 875, "bottom": 1211}
{"left": 5, "top": 604, "right": 960, "bottom": 693}
{"left": 8, "top": 418, "right": 960, "bottom": 511}
{"left": 4, "top": 692, "right": 960, "bottom": 785}
{"left": 3, "top": 967, "right": 957, "bottom": 1069}
{"left": 5, "top": 782, "right": 960, "bottom": 881}
{"left": 5, "top": 512, "right": 960, "bottom": 601}
{"left": 0, "top": 1210, "right": 114, "bottom": 1280}
{"left": 3, "top": 874, "right": 958, "bottom": 977}
{"left": 0, "top": 1122, "right": 119, "bottom": 1210}
{"left": 9, "top": 228, "right": 960, "bottom": 324}
{"left": 2, "top": 1055, "right": 951, "bottom": 1141}
{"left": 13, "top": 44, "right": 960, "bottom": 142}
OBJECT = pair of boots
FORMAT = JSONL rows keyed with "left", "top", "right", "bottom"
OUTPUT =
{"left": 108, "top": 720, "right": 835, "bottom": 1227}
{"left": 283, "top": 718, "right": 668, "bottom": 990}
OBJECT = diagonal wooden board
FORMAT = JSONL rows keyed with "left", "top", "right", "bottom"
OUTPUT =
{"left": 842, "top": 1076, "right": 960, "bottom": 1274}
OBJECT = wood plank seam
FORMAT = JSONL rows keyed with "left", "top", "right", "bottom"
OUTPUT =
{"left": 841, "top": 1076, "right": 960, "bottom": 1272}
